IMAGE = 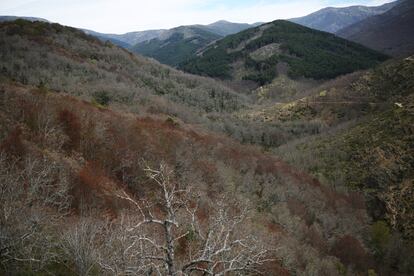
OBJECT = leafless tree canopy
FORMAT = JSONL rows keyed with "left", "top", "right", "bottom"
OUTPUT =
{"left": 110, "top": 162, "right": 272, "bottom": 275}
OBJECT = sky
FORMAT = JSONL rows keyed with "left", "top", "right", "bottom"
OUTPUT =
{"left": 0, "top": 0, "right": 395, "bottom": 33}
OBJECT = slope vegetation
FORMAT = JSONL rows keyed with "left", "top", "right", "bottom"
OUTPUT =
{"left": 132, "top": 26, "right": 221, "bottom": 66}
{"left": 180, "top": 20, "right": 388, "bottom": 85}
{"left": 0, "top": 19, "right": 353, "bottom": 151}
{"left": 270, "top": 56, "right": 414, "bottom": 275}
{"left": 131, "top": 22, "right": 263, "bottom": 67}
{"left": 0, "top": 19, "right": 246, "bottom": 118}
{"left": 0, "top": 20, "right": 376, "bottom": 275}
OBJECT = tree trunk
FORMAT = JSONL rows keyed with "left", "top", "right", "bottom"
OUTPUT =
{"left": 165, "top": 222, "right": 175, "bottom": 276}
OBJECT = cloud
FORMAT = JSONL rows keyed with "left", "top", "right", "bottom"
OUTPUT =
{"left": 0, "top": 0, "right": 396, "bottom": 33}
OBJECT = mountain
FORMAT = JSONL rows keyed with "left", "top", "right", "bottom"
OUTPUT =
{"left": 83, "top": 28, "right": 166, "bottom": 47}
{"left": 0, "top": 17, "right": 259, "bottom": 66}
{"left": 180, "top": 20, "right": 388, "bottom": 86}
{"left": 0, "top": 15, "right": 49, "bottom": 23}
{"left": 337, "top": 0, "right": 414, "bottom": 57}
{"left": 131, "top": 25, "right": 222, "bottom": 66}
{"left": 200, "top": 20, "right": 263, "bottom": 36}
{"left": 98, "top": 21, "right": 261, "bottom": 66}
{"left": 289, "top": 1, "right": 398, "bottom": 33}
{"left": 0, "top": 19, "right": 388, "bottom": 275}
{"left": 84, "top": 21, "right": 259, "bottom": 49}
{"left": 82, "top": 29, "right": 132, "bottom": 48}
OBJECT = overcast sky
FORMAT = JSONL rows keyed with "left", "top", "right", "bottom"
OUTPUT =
{"left": 0, "top": 0, "right": 394, "bottom": 33}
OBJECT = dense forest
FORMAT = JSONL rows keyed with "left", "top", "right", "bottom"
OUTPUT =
{"left": 180, "top": 20, "right": 388, "bottom": 84}
{"left": 132, "top": 27, "right": 222, "bottom": 67}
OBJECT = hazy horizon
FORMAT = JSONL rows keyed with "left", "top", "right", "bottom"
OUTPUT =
{"left": 0, "top": 0, "right": 395, "bottom": 34}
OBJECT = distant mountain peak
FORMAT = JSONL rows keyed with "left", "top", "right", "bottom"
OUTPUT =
{"left": 209, "top": 20, "right": 231, "bottom": 25}
{"left": 289, "top": 1, "right": 398, "bottom": 33}
{"left": 337, "top": 0, "right": 414, "bottom": 57}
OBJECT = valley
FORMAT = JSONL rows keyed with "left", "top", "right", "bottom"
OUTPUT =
{"left": 0, "top": 0, "right": 413, "bottom": 275}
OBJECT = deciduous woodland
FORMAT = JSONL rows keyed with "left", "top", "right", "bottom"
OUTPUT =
{"left": 0, "top": 18, "right": 413, "bottom": 275}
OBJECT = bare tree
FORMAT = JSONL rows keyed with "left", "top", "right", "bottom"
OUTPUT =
{"left": 115, "top": 162, "right": 272, "bottom": 275}
{"left": 60, "top": 219, "right": 101, "bottom": 276}
{"left": 0, "top": 153, "right": 64, "bottom": 273}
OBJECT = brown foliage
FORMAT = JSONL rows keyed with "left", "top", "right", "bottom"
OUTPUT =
{"left": 195, "top": 202, "right": 210, "bottom": 224}
{"left": 330, "top": 235, "right": 371, "bottom": 271}
{"left": 287, "top": 199, "right": 312, "bottom": 225}
{"left": 19, "top": 98, "right": 39, "bottom": 132}
{"left": 266, "top": 221, "right": 285, "bottom": 234}
{"left": 58, "top": 109, "right": 81, "bottom": 151}
{"left": 72, "top": 162, "right": 117, "bottom": 215}
{"left": 255, "top": 156, "right": 277, "bottom": 175}
{"left": 0, "top": 126, "right": 25, "bottom": 159}
{"left": 175, "top": 235, "right": 190, "bottom": 258}
{"left": 261, "top": 260, "right": 291, "bottom": 276}
{"left": 305, "top": 225, "right": 328, "bottom": 253}
{"left": 346, "top": 191, "right": 366, "bottom": 210}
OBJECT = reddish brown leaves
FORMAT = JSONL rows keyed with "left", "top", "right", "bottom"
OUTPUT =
{"left": 58, "top": 109, "right": 81, "bottom": 151}
{"left": 72, "top": 162, "right": 117, "bottom": 215}
{"left": 330, "top": 235, "right": 371, "bottom": 271}
{"left": 0, "top": 126, "right": 25, "bottom": 159}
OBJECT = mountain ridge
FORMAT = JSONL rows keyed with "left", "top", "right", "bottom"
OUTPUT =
{"left": 83, "top": 20, "right": 261, "bottom": 48}
{"left": 289, "top": 1, "right": 398, "bottom": 33}
{"left": 337, "top": 0, "right": 414, "bottom": 57}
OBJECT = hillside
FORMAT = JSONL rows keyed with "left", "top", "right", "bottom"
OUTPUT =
{"left": 82, "top": 29, "right": 132, "bottom": 49}
{"left": 289, "top": 1, "right": 397, "bottom": 33}
{"left": 83, "top": 28, "right": 166, "bottom": 47}
{"left": 1, "top": 19, "right": 340, "bottom": 150}
{"left": 226, "top": 55, "right": 414, "bottom": 274}
{"left": 83, "top": 21, "right": 258, "bottom": 51}
{"left": 180, "top": 20, "right": 388, "bottom": 86}
{"left": 268, "top": 56, "right": 414, "bottom": 275}
{"left": 0, "top": 20, "right": 383, "bottom": 275}
{"left": 132, "top": 26, "right": 222, "bottom": 66}
{"left": 338, "top": 0, "right": 414, "bottom": 57}
{"left": 0, "top": 19, "right": 247, "bottom": 117}
{"left": 131, "top": 21, "right": 262, "bottom": 66}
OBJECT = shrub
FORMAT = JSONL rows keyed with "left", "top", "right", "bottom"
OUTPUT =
{"left": 36, "top": 80, "right": 48, "bottom": 94}
{"left": 368, "top": 269, "right": 378, "bottom": 276}
{"left": 92, "top": 91, "right": 111, "bottom": 107}
{"left": 71, "top": 162, "right": 116, "bottom": 213}
{"left": 370, "top": 221, "right": 391, "bottom": 258}
{"left": 58, "top": 109, "right": 81, "bottom": 151}
{"left": 330, "top": 235, "right": 370, "bottom": 271}
{"left": 0, "top": 127, "right": 25, "bottom": 159}
{"left": 165, "top": 116, "right": 179, "bottom": 127}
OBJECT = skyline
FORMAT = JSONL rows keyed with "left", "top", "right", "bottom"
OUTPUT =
{"left": 0, "top": 0, "right": 395, "bottom": 33}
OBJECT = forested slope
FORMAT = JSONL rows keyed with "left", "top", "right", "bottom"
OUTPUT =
{"left": 0, "top": 20, "right": 377, "bottom": 275}
{"left": 0, "top": 19, "right": 412, "bottom": 275}
{"left": 272, "top": 57, "right": 414, "bottom": 275}
{"left": 180, "top": 20, "right": 388, "bottom": 85}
